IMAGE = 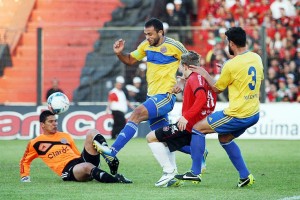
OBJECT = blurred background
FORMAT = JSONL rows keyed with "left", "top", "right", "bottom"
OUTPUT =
{"left": 0, "top": 0, "right": 299, "bottom": 139}
{"left": 0, "top": 0, "right": 299, "bottom": 104}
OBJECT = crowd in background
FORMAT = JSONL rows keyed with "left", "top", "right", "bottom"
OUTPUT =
{"left": 124, "top": 0, "right": 299, "bottom": 103}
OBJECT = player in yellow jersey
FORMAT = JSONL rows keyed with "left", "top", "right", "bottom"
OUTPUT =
{"left": 20, "top": 110, "right": 132, "bottom": 183}
{"left": 175, "top": 27, "right": 264, "bottom": 187}
{"left": 94, "top": 18, "right": 188, "bottom": 167}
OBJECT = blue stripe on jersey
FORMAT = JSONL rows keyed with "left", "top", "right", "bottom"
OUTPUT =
{"left": 146, "top": 50, "right": 177, "bottom": 64}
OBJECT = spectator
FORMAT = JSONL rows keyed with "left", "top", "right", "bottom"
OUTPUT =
{"left": 132, "top": 76, "right": 146, "bottom": 103}
{"left": 46, "top": 78, "right": 64, "bottom": 100}
{"left": 276, "top": 77, "right": 292, "bottom": 101}
{"left": 125, "top": 84, "right": 139, "bottom": 102}
{"left": 163, "top": 2, "right": 182, "bottom": 41}
{"left": 106, "top": 76, "right": 135, "bottom": 139}
{"left": 266, "top": 82, "right": 278, "bottom": 102}
{"left": 270, "top": 0, "right": 296, "bottom": 19}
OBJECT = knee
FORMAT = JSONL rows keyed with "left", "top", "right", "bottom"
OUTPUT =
{"left": 218, "top": 134, "right": 234, "bottom": 143}
{"left": 129, "top": 106, "right": 147, "bottom": 123}
{"left": 81, "top": 162, "right": 95, "bottom": 174}
{"left": 86, "top": 129, "right": 100, "bottom": 141}
{"left": 146, "top": 131, "right": 156, "bottom": 143}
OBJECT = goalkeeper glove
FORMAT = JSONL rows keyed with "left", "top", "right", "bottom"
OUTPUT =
{"left": 21, "top": 176, "right": 31, "bottom": 182}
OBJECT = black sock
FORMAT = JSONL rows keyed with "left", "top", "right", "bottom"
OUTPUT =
{"left": 93, "top": 134, "right": 108, "bottom": 146}
{"left": 90, "top": 167, "right": 118, "bottom": 183}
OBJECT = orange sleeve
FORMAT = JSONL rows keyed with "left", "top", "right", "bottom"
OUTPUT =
{"left": 20, "top": 141, "right": 38, "bottom": 177}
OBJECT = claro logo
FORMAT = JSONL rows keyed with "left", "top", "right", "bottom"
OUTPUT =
{"left": 48, "top": 146, "right": 68, "bottom": 159}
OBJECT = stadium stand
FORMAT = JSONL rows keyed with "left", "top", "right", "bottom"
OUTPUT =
{"left": 0, "top": 0, "right": 299, "bottom": 103}
{"left": 0, "top": 0, "right": 121, "bottom": 103}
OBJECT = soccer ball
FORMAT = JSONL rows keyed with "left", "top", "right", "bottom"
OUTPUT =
{"left": 47, "top": 92, "right": 70, "bottom": 114}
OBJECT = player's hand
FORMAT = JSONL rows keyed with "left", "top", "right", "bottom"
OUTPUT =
{"left": 189, "top": 65, "right": 208, "bottom": 77}
{"left": 177, "top": 116, "right": 188, "bottom": 131}
{"left": 21, "top": 176, "right": 31, "bottom": 182}
{"left": 172, "top": 76, "right": 185, "bottom": 94}
{"left": 113, "top": 39, "right": 125, "bottom": 55}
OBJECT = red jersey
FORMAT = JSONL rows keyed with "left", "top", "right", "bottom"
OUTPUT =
{"left": 182, "top": 72, "right": 217, "bottom": 132}
{"left": 20, "top": 132, "right": 81, "bottom": 177}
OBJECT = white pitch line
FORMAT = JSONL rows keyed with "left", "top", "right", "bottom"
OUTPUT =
{"left": 280, "top": 196, "right": 300, "bottom": 200}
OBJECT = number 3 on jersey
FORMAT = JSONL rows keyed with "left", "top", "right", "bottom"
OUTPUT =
{"left": 248, "top": 66, "right": 256, "bottom": 90}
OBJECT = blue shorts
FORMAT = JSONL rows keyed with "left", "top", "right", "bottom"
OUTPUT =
{"left": 207, "top": 110, "right": 259, "bottom": 138}
{"left": 143, "top": 93, "right": 176, "bottom": 131}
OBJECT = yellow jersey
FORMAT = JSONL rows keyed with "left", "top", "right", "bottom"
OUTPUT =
{"left": 215, "top": 51, "right": 264, "bottom": 118}
{"left": 131, "top": 37, "right": 187, "bottom": 96}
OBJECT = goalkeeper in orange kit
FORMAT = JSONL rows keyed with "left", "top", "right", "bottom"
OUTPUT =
{"left": 20, "top": 110, "right": 132, "bottom": 183}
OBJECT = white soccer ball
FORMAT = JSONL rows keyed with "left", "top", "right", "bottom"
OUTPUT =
{"left": 47, "top": 92, "right": 70, "bottom": 114}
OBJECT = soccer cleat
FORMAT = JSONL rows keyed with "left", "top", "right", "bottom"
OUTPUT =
{"left": 201, "top": 149, "right": 208, "bottom": 173}
{"left": 115, "top": 174, "right": 133, "bottom": 184}
{"left": 237, "top": 174, "right": 255, "bottom": 187}
{"left": 93, "top": 140, "right": 119, "bottom": 175}
{"left": 93, "top": 140, "right": 115, "bottom": 160}
{"left": 155, "top": 170, "right": 177, "bottom": 187}
{"left": 175, "top": 171, "right": 202, "bottom": 184}
{"left": 165, "top": 178, "right": 184, "bottom": 187}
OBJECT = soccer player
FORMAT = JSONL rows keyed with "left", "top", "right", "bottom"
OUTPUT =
{"left": 94, "top": 18, "right": 188, "bottom": 166}
{"left": 20, "top": 110, "right": 132, "bottom": 184}
{"left": 146, "top": 51, "right": 217, "bottom": 187}
{"left": 176, "top": 27, "right": 264, "bottom": 187}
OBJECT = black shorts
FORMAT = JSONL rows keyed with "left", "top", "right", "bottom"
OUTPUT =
{"left": 155, "top": 124, "right": 192, "bottom": 152}
{"left": 61, "top": 148, "right": 100, "bottom": 181}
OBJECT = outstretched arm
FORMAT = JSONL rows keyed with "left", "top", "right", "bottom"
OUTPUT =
{"left": 189, "top": 65, "right": 222, "bottom": 94}
{"left": 113, "top": 39, "right": 138, "bottom": 66}
{"left": 20, "top": 141, "right": 37, "bottom": 182}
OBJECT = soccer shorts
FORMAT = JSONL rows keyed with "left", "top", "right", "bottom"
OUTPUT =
{"left": 155, "top": 124, "right": 192, "bottom": 152}
{"left": 143, "top": 93, "right": 176, "bottom": 131}
{"left": 61, "top": 148, "right": 100, "bottom": 181}
{"left": 207, "top": 110, "right": 260, "bottom": 138}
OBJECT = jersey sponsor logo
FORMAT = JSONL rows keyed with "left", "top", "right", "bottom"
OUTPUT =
{"left": 48, "top": 146, "right": 69, "bottom": 159}
{"left": 160, "top": 46, "right": 167, "bottom": 54}
{"left": 208, "top": 117, "right": 213, "bottom": 122}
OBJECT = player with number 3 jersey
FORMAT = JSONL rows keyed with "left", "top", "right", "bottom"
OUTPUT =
{"left": 176, "top": 27, "right": 264, "bottom": 187}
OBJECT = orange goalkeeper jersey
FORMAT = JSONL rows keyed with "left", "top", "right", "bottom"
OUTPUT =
{"left": 20, "top": 132, "right": 81, "bottom": 177}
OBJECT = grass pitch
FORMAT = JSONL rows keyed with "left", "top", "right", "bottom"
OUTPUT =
{"left": 1, "top": 138, "right": 299, "bottom": 200}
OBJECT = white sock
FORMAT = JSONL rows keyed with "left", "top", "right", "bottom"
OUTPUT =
{"left": 148, "top": 142, "right": 175, "bottom": 173}
{"left": 165, "top": 146, "right": 177, "bottom": 173}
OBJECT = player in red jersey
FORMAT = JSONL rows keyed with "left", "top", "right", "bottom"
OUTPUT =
{"left": 146, "top": 51, "right": 217, "bottom": 187}
{"left": 20, "top": 110, "right": 132, "bottom": 184}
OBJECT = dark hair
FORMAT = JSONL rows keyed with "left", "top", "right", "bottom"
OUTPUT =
{"left": 144, "top": 18, "right": 164, "bottom": 33}
{"left": 225, "top": 27, "right": 246, "bottom": 47}
{"left": 40, "top": 110, "right": 55, "bottom": 123}
{"left": 181, "top": 51, "right": 200, "bottom": 66}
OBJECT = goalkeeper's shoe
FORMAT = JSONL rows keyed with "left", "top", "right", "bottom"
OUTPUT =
{"left": 237, "top": 174, "right": 255, "bottom": 187}
{"left": 115, "top": 174, "right": 133, "bottom": 184}
{"left": 175, "top": 171, "right": 202, "bottom": 184}
{"left": 106, "top": 156, "right": 119, "bottom": 175}
{"left": 201, "top": 149, "right": 208, "bottom": 173}
{"left": 155, "top": 169, "right": 177, "bottom": 187}
{"left": 21, "top": 176, "right": 31, "bottom": 182}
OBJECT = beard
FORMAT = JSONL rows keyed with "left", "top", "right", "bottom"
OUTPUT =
{"left": 150, "top": 36, "right": 160, "bottom": 46}
{"left": 228, "top": 45, "right": 234, "bottom": 55}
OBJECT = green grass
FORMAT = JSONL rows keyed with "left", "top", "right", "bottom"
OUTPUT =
{"left": 1, "top": 139, "right": 299, "bottom": 200}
